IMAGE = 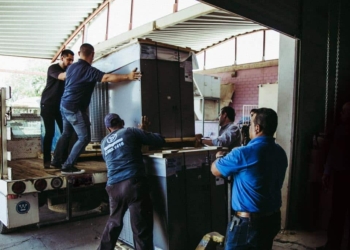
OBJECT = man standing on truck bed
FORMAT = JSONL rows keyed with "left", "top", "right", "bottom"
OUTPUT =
{"left": 51, "top": 43, "right": 142, "bottom": 174}
{"left": 40, "top": 49, "right": 74, "bottom": 169}
{"left": 98, "top": 114, "right": 165, "bottom": 250}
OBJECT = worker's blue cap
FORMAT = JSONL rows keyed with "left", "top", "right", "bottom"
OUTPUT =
{"left": 104, "top": 113, "right": 122, "bottom": 128}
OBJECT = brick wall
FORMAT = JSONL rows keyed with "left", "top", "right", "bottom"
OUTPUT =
{"left": 212, "top": 65, "right": 278, "bottom": 122}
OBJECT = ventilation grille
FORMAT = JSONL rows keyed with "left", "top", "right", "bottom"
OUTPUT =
{"left": 89, "top": 82, "right": 108, "bottom": 142}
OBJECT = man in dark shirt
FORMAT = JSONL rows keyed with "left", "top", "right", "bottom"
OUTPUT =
{"left": 196, "top": 106, "right": 241, "bottom": 150}
{"left": 211, "top": 108, "right": 288, "bottom": 250}
{"left": 98, "top": 114, "right": 165, "bottom": 250}
{"left": 51, "top": 43, "right": 141, "bottom": 174}
{"left": 40, "top": 49, "right": 74, "bottom": 169}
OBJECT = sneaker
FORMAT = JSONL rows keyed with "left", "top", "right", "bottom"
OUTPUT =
{"left": 50, "top": 162, "right": 62, "bottom": 169}
{"left": 61, "top": 166, "right": 85, "bottom": 175}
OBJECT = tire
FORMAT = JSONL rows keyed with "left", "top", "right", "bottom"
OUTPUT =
{"left": 0, "top": 221, "right": 12, "bottom": 234}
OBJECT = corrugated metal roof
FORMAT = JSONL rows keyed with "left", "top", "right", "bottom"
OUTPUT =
{"left": 0, "top": 1, "right": 264, "bottom": 60}
{"left": 0, "top": 0, "right": 104, "bottom": 59}
{"left": 94, "top": 3, "right": 265, "bottom": 60}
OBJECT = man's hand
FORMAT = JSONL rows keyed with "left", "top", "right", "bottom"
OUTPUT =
{"left": 127, "top": 68, "right": 142, "bottom": 81}
{"left": 194, "top": 134, "right": 204, "bottom": 147}
{"left": 216, "top": 151, "right": 226, "bottom": 159}
{"left": 195, "top": 134, "right": 203, "bottom": 143}
{"left": 138, "top": 116, "right": 150, "bottom": 130}
{"left": 322, "top": 173, "right": 330, "bottom": 191}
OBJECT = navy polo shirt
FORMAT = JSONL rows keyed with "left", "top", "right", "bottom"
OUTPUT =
{"left": 216, "top": 136, "right": 288, "bottom": 213}
{"left": 61, "top": 59, "right": 105, "bottom": 112}
{"left": 101, "top": 127, "right": 165, "bottom": 186}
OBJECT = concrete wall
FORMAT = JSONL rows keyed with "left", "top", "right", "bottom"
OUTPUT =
{"left": 276, "top": 34, "right": 297, "bottom": 229}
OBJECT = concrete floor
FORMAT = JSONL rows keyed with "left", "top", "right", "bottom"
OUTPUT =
{"left": 1, "top": 202, "right": 344, "bottom": 250}
{"left": 0, "top": 212, "right": 330, "bottom": 250}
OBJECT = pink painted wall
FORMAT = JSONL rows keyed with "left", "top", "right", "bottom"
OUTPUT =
{"left": 212, "top": 66, "right": 278, "bottom": 123}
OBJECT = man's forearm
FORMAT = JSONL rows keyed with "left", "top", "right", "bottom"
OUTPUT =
{"left": 202, "top": 138, "right": 214, "bottom": 146}
{"left": 101, "top": 73, "right": 129, "bottom": 83}
{"left": 57, "top": 72, "right": 66, "bottom": 80}
{"left": 211, "top": 160, "right": 222, "bottom": 177}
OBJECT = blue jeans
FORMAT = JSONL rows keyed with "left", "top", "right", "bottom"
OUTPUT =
{"left": 224, "top": 211, "right": 281, "bottom": 250}
{"left": 53, "top": 107, "right": 91, "bottom": 168}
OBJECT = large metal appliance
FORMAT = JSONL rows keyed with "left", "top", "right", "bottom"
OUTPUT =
{"left": 91, "top": 40, "right": 226, "bottom": 249}
{"left": 91, "top": 39, "right": 195, "bottom": 142}
{"left": 119, "top": 148, "right": 228, "bottom": 250}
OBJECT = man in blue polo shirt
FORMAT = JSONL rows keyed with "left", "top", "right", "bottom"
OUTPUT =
{"left": 51, "top": 43, "right": 141, "bottom": 174}
{"left": 211, "top": 108, "right": 288, "bottom": 250}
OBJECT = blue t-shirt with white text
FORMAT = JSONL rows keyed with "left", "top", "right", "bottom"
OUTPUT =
{"left": 101, "top": 127, "right": 165, "bottom": 186}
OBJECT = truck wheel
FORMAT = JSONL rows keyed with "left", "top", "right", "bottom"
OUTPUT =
{"left": 0, "top": 221, "right": 11, "bottom": 234}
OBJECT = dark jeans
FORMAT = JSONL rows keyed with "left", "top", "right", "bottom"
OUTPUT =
{"left": 40, "top": 104, "right": 63, "bottom": 164}
{"left": 53, "top": 107, "right": 90, "bottom": 167}
{"left": 98, "top": 177, "right": 154, "bottom": 250}
{"left": 224, "top": 211, "right": 281, "bottom": 250}
{"left": 325, "top": 171, "right": 350, "bottom": 250}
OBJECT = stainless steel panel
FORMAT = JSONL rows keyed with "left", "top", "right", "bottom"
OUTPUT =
{"left": 108, "top": 60, "right": 142, "bottom": 128}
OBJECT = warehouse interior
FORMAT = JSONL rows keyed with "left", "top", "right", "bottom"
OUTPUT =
{"left": 1, "top": 0, "right": 350, "bottom": 249}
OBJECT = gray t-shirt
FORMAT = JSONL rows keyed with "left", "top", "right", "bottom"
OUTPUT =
{"left": 212, "top": 122, "right": 241, "bottom": 150}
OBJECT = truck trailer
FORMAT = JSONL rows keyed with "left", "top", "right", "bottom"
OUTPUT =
{"left": 0, "top": 40, "right": 229, "bottom": 249}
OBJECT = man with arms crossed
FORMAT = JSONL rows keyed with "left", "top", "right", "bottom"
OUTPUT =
{"left": 98, "top": 114, "right": 165, "bottom": 250}
{"left": 51, "top": 43, "right": 141, "bottom": 174}
{"left": 40, "top": 49, "right": 74, "bottom": 169}
{"left": 211, "top": 108, "right": 288, "bottom": 250}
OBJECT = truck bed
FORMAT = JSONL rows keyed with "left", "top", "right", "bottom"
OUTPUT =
{"left": 8, "top": 158, "right": 107, "bottom": 180}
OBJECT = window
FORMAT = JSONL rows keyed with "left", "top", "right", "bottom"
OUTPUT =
{"left": 108, "top": 0, "right": 132, "bottom": 38}
{"left": 237, "top": 31, "right": 264, "bottom": 64}
{"left": 195, "top": 51, "right": 204, "bottom": 70}
{"left": 178, "top": 0, "right": 199, "bottom": 10}
{"left": 205, "top": 39, "right": 235, "bottom": 69}
{"left": 265, "top": 30, "right": 280, "bottom": 60}
{"left": 86, "top": 8, "right": 108, "bottom": 45}
{"left": 67, "top": 31, "right": 83, "bottom": 60}
{"left": 133, "top": 0, "right": 173, "bottom": 29}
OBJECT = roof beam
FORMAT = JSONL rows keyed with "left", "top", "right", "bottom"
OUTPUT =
{"left": 51, "top": 0, "right": 111, "bottom": 62}
{"left": 94, "top": 3, "right": 217, "bottom": 59}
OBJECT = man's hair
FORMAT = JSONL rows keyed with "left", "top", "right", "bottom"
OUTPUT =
{"left": 221, "top": 106, "right": 236, "bottom": 122}
{"left": 79, "top": 43, "right": 94, "bottom": 57}
{"left": 61, "top": 49, "right": 74, "bottom": 57}
{"left": 104, "top": 113, "right": 124, "bottom": 129}
{"left": 250, "top": 108, "right": 278, "bottom": 136}
{"left": 110, "top": 118, "right": 124, "bottom": 128}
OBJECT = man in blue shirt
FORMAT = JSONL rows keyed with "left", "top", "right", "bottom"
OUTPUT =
{"left": 98, "top": 114, "right": 165, "bottom": 250}
{"left": 211, "top": 108, "right": 288, "bottom": 250}
{"left": 51, "top": 43, "right": 141, "bottom": 174}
